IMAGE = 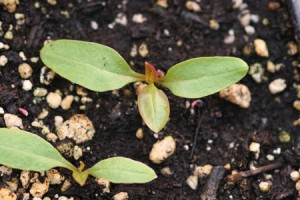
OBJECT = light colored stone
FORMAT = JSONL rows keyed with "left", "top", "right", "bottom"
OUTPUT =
{"left": 136, "top": 128, "right": 144, "bottom": 139}
{"left": 186, "top": 175, "right": 198, "bottom": 190}
{"left": 90, "top": 20, "right": 98, "bottom": 30}
{"left": 40, "top": 66, "right": 55, "bottom": 85}
{"left": 156, "top": 0, "right": 168, "bottom": 8}
{"left": 185, "top": 1, "right": 201, "bottom": 12}
{"left": 18, "top": 63, "right": 33, "bottom": 79}
{"left": 4, "top": 31, "right": 13, "bottom": 40}
{"left": 61, "top": 179, "right": 72, "bottom": 192}
{"left": 0, "top": 188, "right": 17, "bottom": 200}
{"left": 249, "top": 63, "right": 264, "bottom": 83}
{"left": 134, "top": 82, "right": 147, "bottom": 95}
{"left": 6, "top": 178, "right": 18, "bottom": 192}
{"left": 47, "top": 0, "right": 57, "bottom": 6}
{"left": 138, "top": 43, "right": 149, "bottom": 57}
{"left": 56, "top": 142, "right": 74, "bottom": 157}
{"left": 61, "top": 95, "right": 74, "bottom": 110}
{"left": 54, "top": 116, "right": 64, "bottom": 129}
{"left": 149, "top": 136, "right": 176, "bottom": 164}
{"left": 33, "top": 88, "right": 48, "bottom": 97}
{"left": 259, "top": 181, "right": 271, "bottom": 193}
{"left": 73, "top": 145, "right": 83, "bottom": 160}
{"left": 20, "top": 171, "right": 31, "bottom": 189}
{"left": 232, "top": 0, "right": 243, "bottom": 9}
{"left": 287, "top": 41, "right": 298, "bottom": 55}
{"left": 290, "top": 171, "right": 300, "bottom": 182}
{"left": 245, "top": 25, "right": 255, "bottom": 35}
{"left": 0, "top": 0, "right": 18, "bottom": 12}
{"left": 160, "top": 166, "right": 173, "bottom": 177}
{"left": 46, "top": 133, "right": 58, "bottom": 142}
{"left": 239, "top": 12, "right": 251, "bottom": 27}
{"left": 267, "top": 61, "right": 276, "bottom": 73}
{"left": 193, "top": 164, "right": 213, "bottom": 178}
{"left": 30, "top": 178, "right": 50, "bottom": 198}
{"left": 46, "top": 92, "right": 62, "bottom": 109}
{"left": 22, "top": 80, "right": 33, "bottom": 91}
{"left": 0, "top": 166, "right": 12, "bottom": 176}
{"left": 113, "top": 192, "right": 128, "bottom": 200}
{"left": 219, "top": 84, "right": 251, "bottom": 108}
{"left": 46, "top": 169, "right": 64, "bottom": 185}
{"left": 130, "top": 44, "right": 138, "bottom": 57}
{"left": 249, "top": 142, "right": 260, "bottom": 159}
{"left": 268, "top": 78, "right": 286, "bottom": 94}
{"left": 115, "top": 13, "right": 127, "bottom": 26}
{"left": 254, "top": 39, "right": 269, "bottom": 57}
{"left": 209, "top": 19, "right": 220, "bottom": 30}
{"left": 4, "top": 113, "right": 23, "bottom": 129}
{"left": 76, "top": 86, "right": 88, "bottom": 96}
{"left": 96, "top": 178, "right": 110, "bottom": 193}
{"left": 296, "top": 180, "right": 300, "bottom": 191}
{"left": 57, "top": 114, "right": 95, "bottom": 144}
{"left": 38, "top": 109, "right": 49, "bottom": 119}
{"left": 0, "top": 107, "right": 4, "bottom": 114}
{"left": 0, "top": 55, "right": 8, "bottom": 66}
{"left": 294, "top": 100, "right": 300, "bottom": 111}
{"left": 132, "top": 14, "right": 147, "bottom": 23}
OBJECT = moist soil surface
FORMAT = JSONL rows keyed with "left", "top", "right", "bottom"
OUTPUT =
{"left": 0, "top": 0, "right": 300, "bottom": 199}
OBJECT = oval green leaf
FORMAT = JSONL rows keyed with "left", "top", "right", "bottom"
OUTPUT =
{"left": 138, "top": 83, "right": 170, "bottom": 133}
{"left": 41, "top": 40, "right": 144, "bottom": 92}
{"left": 88, "top": 157, "right": 157, "bottom": 183}
{"left": 0, "top": 128, "right": 76, "bottom": 172}
{"left": 159, "top": 57, "right": 249, "bottom": 98}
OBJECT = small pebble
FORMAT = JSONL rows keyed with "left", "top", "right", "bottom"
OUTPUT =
{"left": 113, "top": 192, "right": 129, "bottom": 200}
{"left": 54, "top": 116, "right": 64, "bottom": 129}
{"left": 296, "top": 180, "right": 300, "bottom": 191}
{"left": 73, "top": 145, "right": 83, "bottom": 160}
{"left": 61, "top": 95, "right": 74, "bottom": 110}
{"left": 4, "top": 113, "right": 23, "bottom": 129}
{"left": 232, "top": 0, "right": 243, "bottom": 9}
{"left": 115, "top": 13, "right": 128, "bottom": 26}
{"left": 254, "top": 39, "right": 269, "bottom": 57}
{"left": 130, "top": 44, "right": 138, "bottom": 57}
{"left": 46, "top": 133, "right": 58, "bottom": 142}
{"left": 0, "top": 107, "right": 4, "bottom": 114}
{"left": 290, "top": 171, "right": 300, "bottom": 182}
{"left": 33, "top": 88, "right": 48, "bottom": 97}
{"left": 18, "top": 63, "right": 33, "bottom": 79}
{"left": 268, "top": 2, "right": 280, "bottom": 10}
{"left": 20, "top": 171, "right": 31, "bottom": 189}
{"left": 267, "top": 61, "right": 276, "bottom": 73}
{"left": 268, "top": 78, "right": 286, "bottom": 94}
{"left": 0, "top": 165, "right": 12, "bottom": 176}
{"left": 47, "top": 0, "right": 57, "bottom": 5}
{"left": 294, "top": 100, "right": 300, "bottom": 111}
{"left": 259, "top": 181, "right": 271, "bottom": 193}
{"left": 156, "top": 0, "right": 168, "bottom": 8}
{"left": 138, "top": 43, "right": 149, "bottom": 57}
{"left": 136, "top": 128, "right": 144, "bottom": 139}
{"left": 40, "top": 66, "right": 55, "bottom": 85}
{"left": 61, "top": 179, "right": 72, "bottom": 192}
{"left": 90, "top": 21, "right": 98, "bottom": 30}
{"left": 160, "top": 166, "right": 173, "bottom": 177}
{"left": 219, "top": 84, "right": 251, "bottom": 108}
{"left": 4, "top": 31, "right": 13, "bottom": 40}
{"left": 186, "top": 175, "right": 198, "bottom": 190}
{"left": 209, "top": 19, "right": 220, "bottom": 30}
{"left": 132, "top": 14, "right": 147, "bottom": 23}
{"left": 22, "top": 80, "right": 33, "bottom": 91}
{"left": 278, "top": 130, "right": 290, "bottom": 143}
{"left": 185, "top": 1, "right": 201, "bottom": 12}
{"left": 245, "top": 25, "right": 255, "bottom": 35}
{"left": 96, "top": 178, "right": 110, "bottom": 193}
{"left": 46, "top": 169, "right": 64, "bottom": 185}
{"left": 239, "top": 11, "right": 251, "bottom": 27}
{"left": 0, "top": 55, "right": 8, "bottom": 66}
{"left": 0, "top": 188, "right": 17, "bottom": 200}
{"left": 249, "top": 142, "right": 260, "bottom": 159}
{"left": 46, "top": 92, "right": 62, "bottom": 109}
{"left": 149, "top": 136, "right": 176, "bottom": 164}
{"left": 266, "top": 154, "right": 274, "bottom": 161}
{"left": 30, "top": 178, "right": 50, "bottom": 198}
{"left": 287, "top": 41, "right": 298, "bottom": 56}
{"left": 193, "top": 164, "right": 213, "bottom": 178}
{"left": 249, "top": 63, "right": 264, "bottom": 83}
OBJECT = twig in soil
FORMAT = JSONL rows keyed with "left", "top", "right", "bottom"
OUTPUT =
{"left": 200, "top": 166, "right": 225, "bottom": 200}
{"left": 189, "top": 110, "right": 205, "bottom": 159}
{"left": 227, "top": 163, "right": 283, "bottom": 183}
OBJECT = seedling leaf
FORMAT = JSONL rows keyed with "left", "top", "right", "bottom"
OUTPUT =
{"left": 0, "top": 128, "right": 76, "bottom": 172}
{"left": 159, "top": 57, "right": 248, "bottom": 98}
{"left": 138, "top": 83, "right": 170, "bottom": 133}
{"left": 88, "top": 157, "right": 157, "bottom": 183}
{"left": 40, "top": 40, "right": 144, "bottom": 92}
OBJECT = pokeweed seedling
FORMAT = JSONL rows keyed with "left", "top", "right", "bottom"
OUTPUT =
{"left": 0, "top": 128, "right": 157, "bottom": 186}
{"left": 40, "top": 40, "right": 249, "bottom": 133}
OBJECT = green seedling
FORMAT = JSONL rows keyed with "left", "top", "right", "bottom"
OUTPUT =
{"left": 0, "top": 128, "right": 156, "bottom": 186}
{"left": 41, "top": 40, "right": 249, "bottom": 132}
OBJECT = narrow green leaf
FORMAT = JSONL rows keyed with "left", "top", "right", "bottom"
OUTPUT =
{"left": 40, "top": 40, "right": 144, "bottom": 92}
{"left": 159, "top": 57, "right": 249, "bottom": 98}
{"left": 0, "top": 128, "right": 76, "bottom": 172}
{"left": 138, "top": 83, "right": 170, "bottom": 133}
{"left": 88, "top": 157, "right": 157, "bottom": 183}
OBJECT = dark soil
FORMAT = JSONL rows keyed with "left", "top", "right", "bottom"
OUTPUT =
{"left": 0, "top": 0, "right": 299, "bottom": 199}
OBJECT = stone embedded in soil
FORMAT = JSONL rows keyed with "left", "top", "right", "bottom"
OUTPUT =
{"left": 185, "top": 1, "right": 201, "bottom": 12}
{"left": 46, "top": 169, "right": 64, "bottom": 185}
{"left": 135, "top": 128, "right": 144, "bottom": 139}
{"left": 29, "top": 178, "right": 50, "bottom": 198}
{"left": 20, "top": 170, "right": 31, "bottom": 189}
{"left": 40, "top": 66, "right": 55, "bottom": 85}
{"left": 132, "top": 14, "right": 147, "bottom": 24}
{"left": 113, "top": 192, "right": 129, "bottom": 200}
{"left": 0, "top": 0, "right": 18, "bottom": 12}
{"left": 293, "top": 100, "right": 300, "bottom": 111}
{"left": 57, "top": 114, "right": 95, "bottom": 144}
{"left": 239, "top": 11, "right": 251, "bottom": 27}
{"left": 254, "top": 39, "right": 269, "bottom": 57}
{"left": 149, "top": 135, "right": 176, "bottom": 164}
{"left": 290, "top": 171, "right": 300, "bottom": 182}
{"left": 249, "top": 142, "right": 260, "bottom": 159}
{"left": 18, "top": 63, "right": 33, "bottom": 79}
{"left": 186, "top": 175, "right": 198, "bottom": 190}
{"left": 287, "top": 41, "right": 298, "bottom": 56}
{"left": 209, "top": 19, "right": 220, "bottom": 30}
{"left": 73, "top": 145, "right": 83, "bottom": 160}
{"left": 96, "top": 178, "right": 110, "bottom": 193}
{"left": 61, "top": 95, "right": 74, "bottom": 110}
{"left": 0, "top": 165, "right": 12, "bottom": 176}
{"left": 268, "top": 78, "right": 287, "bottom": 94}
{"left": 22, "top": 80, "right": 33, "bottom": 91}
{"left": 138, "top": 43, "right": 149, "bottom": 57}
{"left": 61, "top": 179, "right": 72, "bottom": 192}
{"left": 0, "top": 55, "right": 8, "bottom": 66}
{"left": 193, "top": 164, "right": 213, "bottom": 178}
{"left": 249, "top": 63, "right": 264, "bottom": 83}
{"left": 156, "top": 0, "right": 168, "bottom": 8}
{"left": 0, "top": 188, "right": 17, "bottom": 200}
{"left": 33, "top": 87, "right": 48, "bottom": 97}
{"left": 219, "top": 84, "right": 251, "bottom": 108}
{"left": 4, "top": 113, "right": 23, "bottom": 129}
{"left": 160, "top": 166, "right": 173, "bottom": 177}
{"left": 46, "top": 92, "right": 62, "bottom": 109}
{"left": 6, "top": 178, "right": 18, "bottom": 192}
{"left": 259, "top": 181, "right": 271, "bottom": 193}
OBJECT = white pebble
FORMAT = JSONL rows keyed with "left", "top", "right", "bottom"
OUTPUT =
{"left": 113, "top": 192, "right": 129, "bottom": 200}
{"left": 18, "top": 63, "right": 33, "bottom": 79}
{"left": 4, "top": 113, "right": 23, "bottom": 129}
{"left": 290, "top": 171, "right": 300, "bottom": 182}
{"left": 0, "top": 55, "right": 8, "bottom": 66}
{"left": 268, "top": 78, "right": 286, "bottom": 94}
{"left": 90, "top": 21, "right": 98, "bottom": 30}
{"left": 61, "top": 95, "right": 74, "bottom": 110}
{"left": 296, "top": 180, "right": 300, "bottom": 191}
{"left": 186, "top": 175, "right": 198, "bottom": 190}
{"left": 249, "top": 142, "right": 260, "bottom": 159}
{"left": 0, "top": 107, "right": 4, "bottom": 114}
{"left": 239, "top": 12, "right": 251, "bottom": 27}
{"left": 22, "top": 80, "right": 33, "bottom": 91}
{"left": 254, "top": 39, "right": 269, "bottom": 57}
{"left": 115, "top": 13, "right": 128, "bottom": 26}
{"left": 266, "top": 154, "right": 274, "bottom": 161}
{"left": 185, "top": 1, "right": 201, "bottom": 12}
{"left": 250, "top": 14, "right": 260, "bottom": 23}
{"left": 259, "top": 181, "right": 271, "bottom": 193}
{"left": 132, "top": 14, "right": 147, "bottom": 23}
{"left": 273, "top": 148, "right": 281, "bottom": 155}
{"left": 245, "top": 25, "right": 255, "bottom": 35}
{"left": 138, "top": 43, "right": 149, "bottom": 57}
{"left": 46, "top": 92, "right": 62, "bottom": 109}
{"left": 232, "top": 0, "right": 243, "bottom": 9}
